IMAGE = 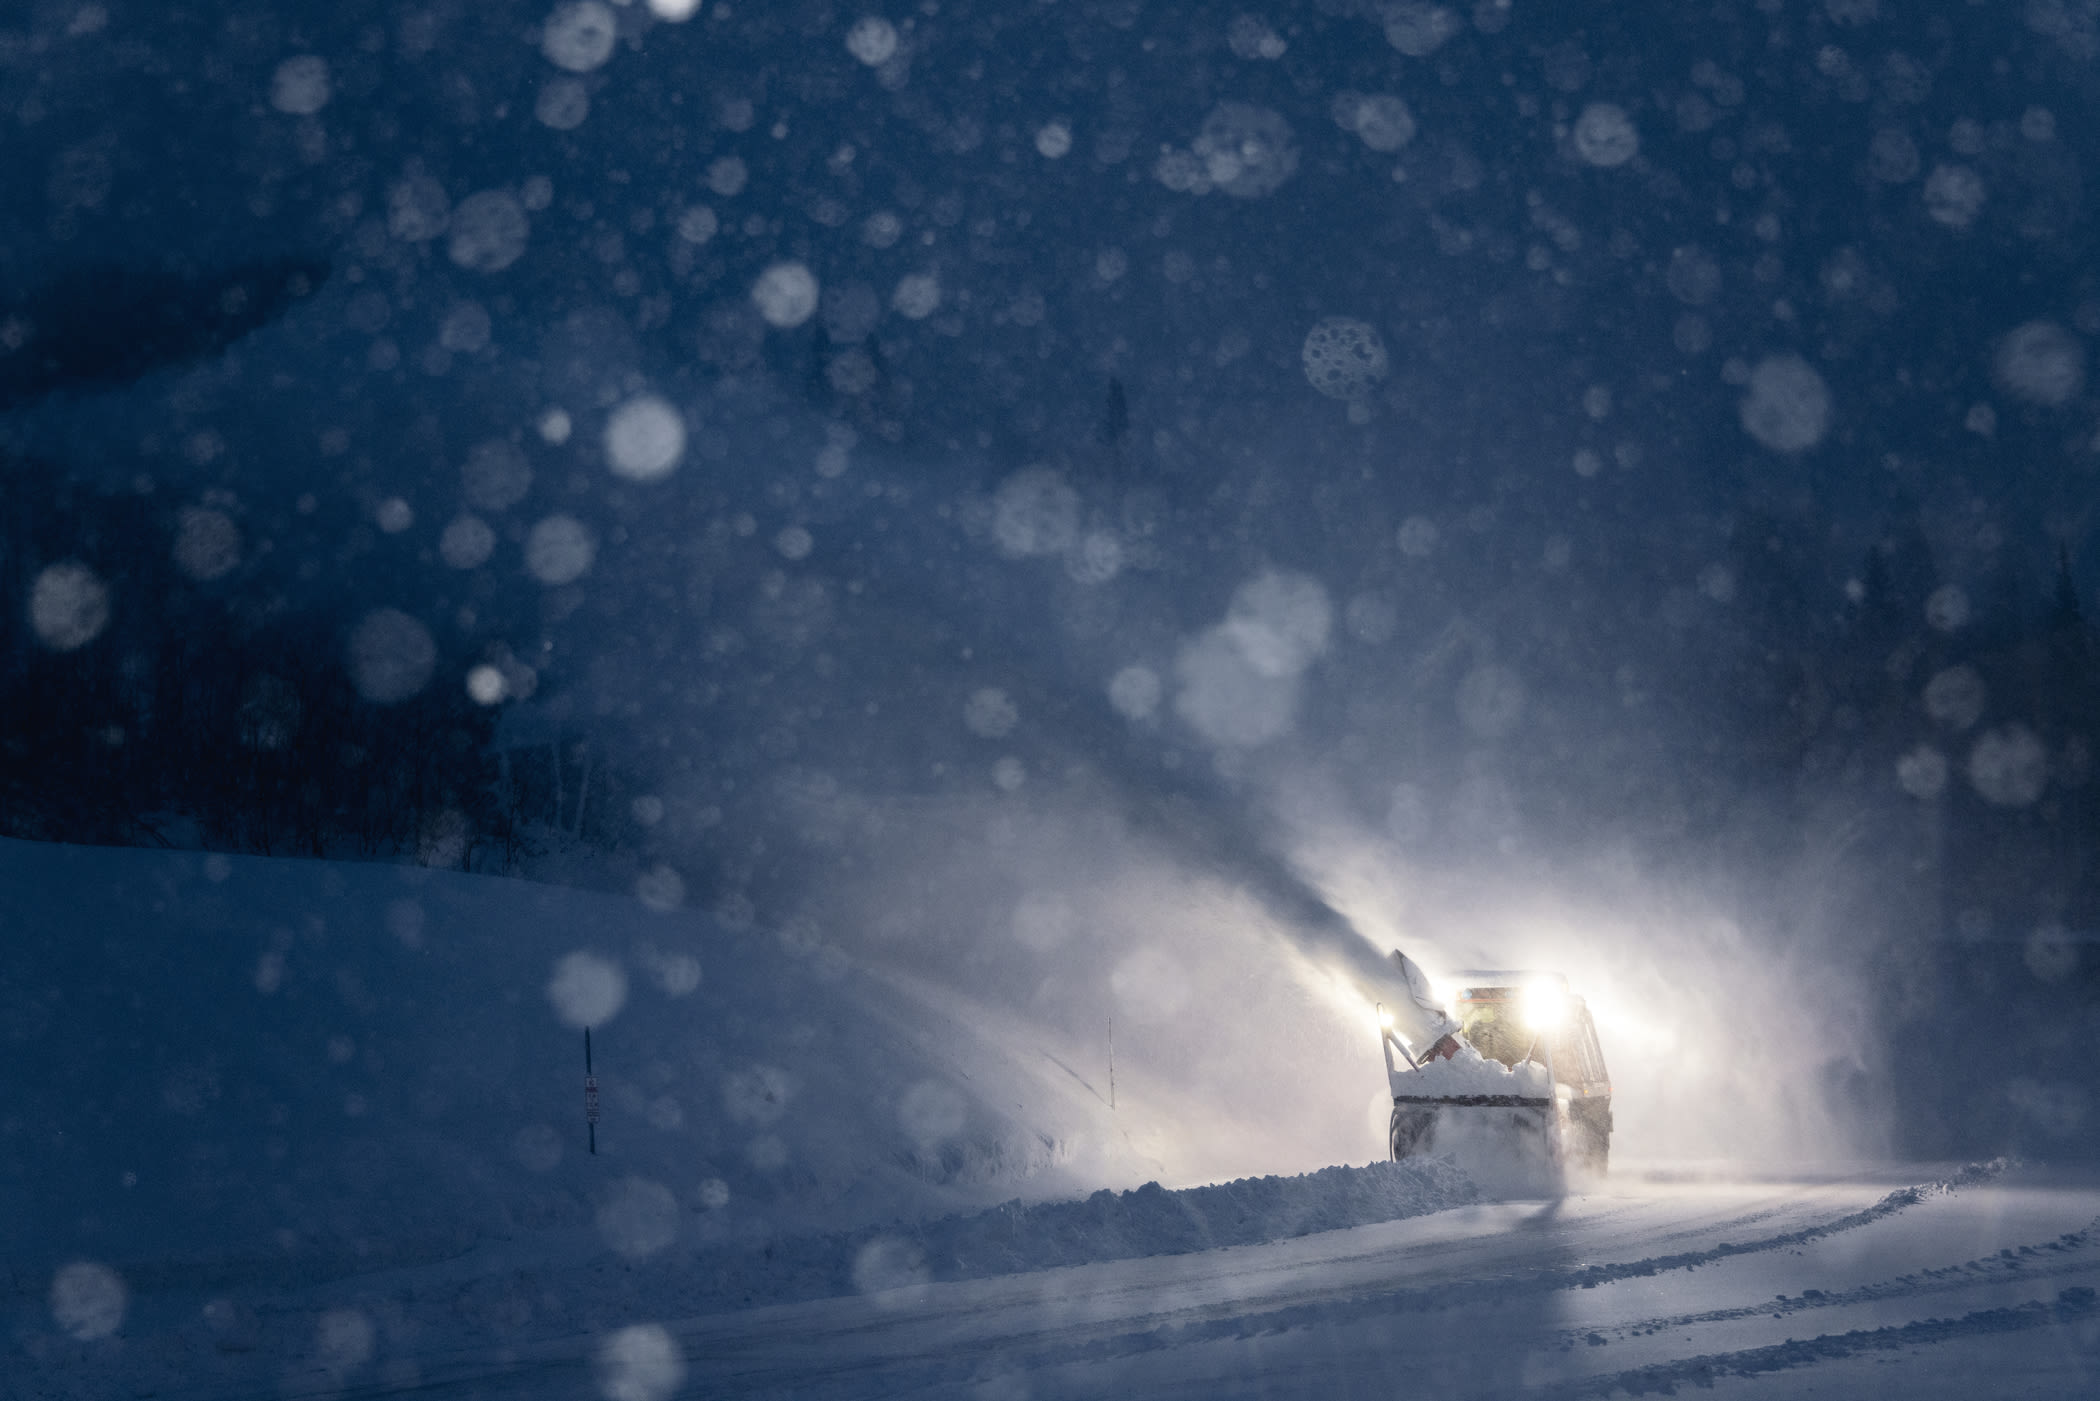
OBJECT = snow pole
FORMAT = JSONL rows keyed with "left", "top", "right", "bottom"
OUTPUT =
{"left": 584, "top": 1026, "right": 599, "bottom": 1155}
{"left": 1107, "top": 1010, "right": 1116, "bottom": 1111}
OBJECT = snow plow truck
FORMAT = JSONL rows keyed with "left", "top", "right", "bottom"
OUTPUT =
{"left": 1377, "top": 949, "right": 1612, "bottom": 1175}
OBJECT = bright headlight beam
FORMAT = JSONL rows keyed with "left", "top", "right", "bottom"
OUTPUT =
{"left": 1521, "top": 982, "right": 1566, "bottom": 1030}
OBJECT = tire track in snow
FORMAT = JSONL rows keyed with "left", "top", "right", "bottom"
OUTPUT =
{"left": 1552, "top": 1285, "right": 2099, "bottom": 1398}
{"left": 1093, "top": 1159, "right": 2012, "bottom": 1358}
{"left": 1561, "top": 1212, "right": 2100, "bottom": 1347}
{"left": 746, "top": 1162, "right": 2019, "bottom": 1396}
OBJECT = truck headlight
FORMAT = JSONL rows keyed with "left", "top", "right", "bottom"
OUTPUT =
{"left": 1522, "top": 982, "right": 1567, "bottom": 1030}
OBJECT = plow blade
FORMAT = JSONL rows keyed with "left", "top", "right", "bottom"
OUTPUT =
{"left": 1389, "top": 1093, "right": 1560, "bottom": 1176}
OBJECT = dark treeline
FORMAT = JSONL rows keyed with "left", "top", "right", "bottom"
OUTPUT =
{"left": 1711, "top": 509, "right": 2100, "bottom": 1155}
{"left": 1722, "top": 510, "right": 2100, "bottom": 930}
{"left": 0, "top": 452, "right": 636, "bottom": 874}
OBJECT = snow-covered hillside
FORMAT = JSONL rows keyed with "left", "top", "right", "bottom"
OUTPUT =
{"left": 0, "top": 835, "right": 1200, "bottom": 1285}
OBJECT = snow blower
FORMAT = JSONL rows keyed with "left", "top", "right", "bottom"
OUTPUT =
{"left": 1377, "top": 950, "right": 1613, "bottom": 1176}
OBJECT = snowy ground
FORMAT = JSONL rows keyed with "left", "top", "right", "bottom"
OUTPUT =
{"left": 17, "top": 1157, "right": 2100, "bottom": 1399}
{"left": 9, "top": 841, "right": 2100, "bottom": 1399}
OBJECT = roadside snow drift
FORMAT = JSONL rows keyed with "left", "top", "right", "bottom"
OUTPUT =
{"left": 0, "top": 837, "right": 1181, "bottom": 1287}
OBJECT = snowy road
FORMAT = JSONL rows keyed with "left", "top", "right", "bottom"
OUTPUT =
{"left": 213, "top": 1162, "right": 2100, "bottom": 1401}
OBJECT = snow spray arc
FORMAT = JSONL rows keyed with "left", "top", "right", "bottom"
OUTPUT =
{"left": 585, "top": 1026, "right": 600, "bottom": 1155}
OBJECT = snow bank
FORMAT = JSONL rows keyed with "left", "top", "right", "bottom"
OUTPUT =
{"left": 1392, "top": 1042, "right": 1552, "bottom": 1097}
{"left": 0, "top": 838, "right": 1164, "bottom": 1290}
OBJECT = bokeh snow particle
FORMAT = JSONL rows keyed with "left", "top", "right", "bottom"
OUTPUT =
{"left": 898, "top": 1079, "right": 967, "bottom": 1149}
{"left": 752, "top": 263, "right": 820, "bottom": 328}
{"left": 1302, "top": 317, "right": 1388, "bottom": 400}
{"left": 1969, "top": 725, "right": 2048, "bottom": 807}
{"left": 991, "top": 756, "right": 1027, "bottom": 791}
{"left": 722, "top": 1064, "right": 795, "bottom": 1124}
{"left": 775, "top": 525, "right": 814, "bottom": 561}
{"left": 1868, "top": 127, "right": 1920, "bottom": 183}
{"left": 346, "top": 609, "right": 436, "bottom": 704}
{"left": 596, "top": 1177, "right": 679, "bottom": 1260}
{"left": 1384, "top": 3, "right": 1461, "bottom": 55}
{"left": 644, "top": 946, "right": 701, "bottom": 995}
{"left": 992, "top": 468, "right": 1080, "bottom": 558}
{"left": 706, "top": 156, "right": 749, "bottom": 197}
{"left": 1174, "top": 626, "right": 1299, "bottom": 747}
{"left": 1923, "top": 665, "right": 1987, "bottom": 730}
{"left": 597, "top": 1324, "right": 686, "bottom": 1401}
{"left": 1925, "top": 583, "right": 1972, "bottom": 632}
{"left": 647, "top": 0, "right": 702, "bottom": 19}
{"left": 1397, "top": 516, "right": 1439, "bottom": 557}
{"left": 1066, "top": 529, "right": 1123, "bottom": 584}
{"left": 697, "top": 1177, "right": 730, "bottom": 1208}
{"left": 29, "top": 562, "right": 110, "bottom": 651}
{"left": 1739, "top": 353, "right": 1833, "bottom": 453}
{"left": 269, "top": 56, "right": 332, "bottom": 115}
{"left": 964, "top": 687, "right": 1020, "bottom": 738}
{"left": 1666, "top": 246, "right": 1722, "bottom": 305}
{"left": 536, "top": 77, "right": 591, "bottom": 131}
{"left": 1224, "top": 571, "right": 1332, "bottom": 678}
{"left": 173, "top": 507, "right": 241, "bottom": 581}
{"left": 1896, "top": 745, "right": 1949, "bottom": 800}
{"left": 463, "top": 439, "right": 532, "bottom": 510}
{"left": 442, "top": 516, "right": 498, "bottom": 570}
{"left": 845, "top": 16, "right": 900, "bottom": 66}
{"left": 386, "top": 899, "right": 426, "bottom": 949}
{"left": 1456, "top": 664, "right": 1526, "bottom": 739}
{"left": 892, "top": 272, "right": 941, "bottom": 320}
{"left": 439, "top": 302, "right": 492, "bottom": 353}
{"left": 1334, "top": 92, "right": 1416, "bottom": 152}
{"left": 514, "top": 1123, "right": 564, "bottom": 1172}
{"left": 1993, "top": 321, "right": 2086, "bottom": 406}
{"left": 548, "top": 951, "right": 627, "bottom": 1027}
{"left": 1111, "top": 946, "right": 1193, "bottom": 1022}
{"left": 852, "top": 1238, "right": 930, "bottom": 1301}
{"left": 1109, "top": 664, "right": 1162, "bottom": 720}
{"left": 605, "top": 395, "right": 686, "bottom": 481}
{"left": 1035, "top": 122, "right": 1073, "bottom": 159}
{"left": 635, "top": 864, "right": 686, "bottom": 912}
{"left": 526, "top": 515, "right": 596, "bottom": 585}
{"left": 375, "top": 498, "right": 414, "bottom": 534}
{"left": 387, "top": 173, "right": 449, "bottom": 242}
{"left": 2025, "top": 924, "right": 2080, "bottom": 983}
{"left": 1572, "top": 103, "right": 1640, "bottom": 167}
{"left": 1227, "top": 14, "right": 1288, "bottom": 59}
{"left": 1192, "top": 103, "right": 1298, "bottom": 198}
{"left": 676, "top": 206, "right": 719, "bottom": 245}
{"left": 50, "top": 1262, "right": 126, "bottom": 1340}
{"left": 542, "top": 2, "right": 618, "bottom": 73}
{"left": 448, "top": 190, "right": 530, "bottom": 272}
{"left": 315, "top": 1309, "right": 374, "bottom": 1375}
{"left": 1924, "top": 163, "right": 1986, "bottom": 228}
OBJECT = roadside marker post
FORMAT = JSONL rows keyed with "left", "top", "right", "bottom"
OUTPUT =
{"left": 585, "top": 1026, "right": 599, "bottom": 1155}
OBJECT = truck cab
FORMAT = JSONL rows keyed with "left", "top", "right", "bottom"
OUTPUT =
{"left": 1446, "top": 970, "right": 1613, "bottom": 1172}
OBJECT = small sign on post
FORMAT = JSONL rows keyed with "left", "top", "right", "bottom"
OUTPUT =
{"left": 584, "top": 1026, "right": 599, "bottom": 1155}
